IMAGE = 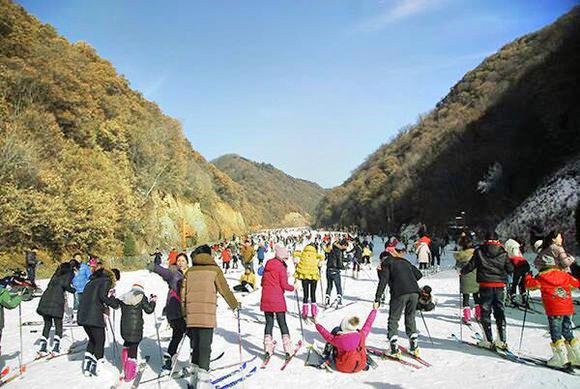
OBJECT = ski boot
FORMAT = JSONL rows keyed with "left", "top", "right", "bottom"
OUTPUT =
{"left": 548, "top": 339, "right": 569, "bottom": 368}
{"left": 389, "top": 336, "right": 402, "bottom": 359}
{"left": 188, "top": 364, "right": 199, "bottom": 389}
{"left": 282, "top": 334, "right": 293, "bottom": 359}
{"left": 494, "top": 321, "right": 508, "bottom": 350}
{"left": 301, "top": 303, "right": 309, "bottom": 320}
{"left": 197, "top": 368, "right": 213, "bottom": 389}
{"left": 565, "top": 338, "right": 580, "bottom": 367}
{"left": 409, "top": 333, "right": 420, "bottom": 357}
{"left": 124, "top": 358, "right": 137, "bottom": 382}
{"left": 462, "top": 307, "right": 471, "bottom": 324}
{"left": 37, "top": 336, "right": 48, "bottom": 357}
{"left": 477, "top": 323, "right": 494, "bottom": 349}
{"left": 51, "top": 336, "right": 61, "bottom": 355}
{"left": 162, "top": 352, "right": 173, "bottom": 371}
{"left": 324, "top": 295, "right": 331, "bottom": 307}
{"left": 473, "top": 304, "right": 482, "bottom": 321}
{"left": 263, "top": 334, "right": 275, "bottom": 359}
{"left": 336, "top": 294, "right": 343, "bottom": 306}
{"left": 83, "top": 353, "right": 97, "bottom": 377}
{"left": 311, "top": 303, "right": 318, "bottom": 319}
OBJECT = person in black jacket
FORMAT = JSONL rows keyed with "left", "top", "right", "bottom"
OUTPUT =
{"left": 36, "top": 261, "right": 77, "bottom": 355}
{"left": 150, "top": 249, "right": 163, "bottom": 266}
{"left": 77, "top": 260, "right": 119, "bottom": 377}
{"left": 461, "top": 232, "right": 513, "bottom": 349}
{"left": 375, "top": 242, "right": 423, "bottom": 358}
{"left": 325, "top": 239, "right": 347, "bottom": 306}
{"left": 109, "top": 284, "right": 156, "bottom": 382}
{"left": 25, "top": 248, "right": 40, "bottom": 284}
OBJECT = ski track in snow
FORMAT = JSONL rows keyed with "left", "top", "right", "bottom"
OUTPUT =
{"left": 1, "top": 237, "right": 579, "bottom": 389}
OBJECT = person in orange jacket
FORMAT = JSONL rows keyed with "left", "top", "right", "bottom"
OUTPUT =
{"left": 525, "top": 253, "right": 580, "bottom": 368}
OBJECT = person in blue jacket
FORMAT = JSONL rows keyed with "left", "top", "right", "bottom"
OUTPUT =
{"left": 72, "top": 253, "right": 92, "bottom": 311}
{"left": 257, "top": 243, "right": 266, "bottom": 266}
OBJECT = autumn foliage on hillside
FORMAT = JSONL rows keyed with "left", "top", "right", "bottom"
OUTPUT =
{"left": 315, "top": 7, "right": 580, "bottom": 234}
{"left": 0, "top": 0, "right": 262, "bottom": 263}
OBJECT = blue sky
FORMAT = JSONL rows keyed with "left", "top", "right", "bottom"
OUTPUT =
{"left": 18, "top": 0, "right": 578, "bottom": 188}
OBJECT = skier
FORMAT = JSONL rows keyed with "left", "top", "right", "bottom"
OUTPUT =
{"left": 147, "top": 252, "right": 188, "bottom": 371}
{"left": 260, "top": 245, "right": 295, "bottom": 360}
{"left": 0, "top": 284, "right": 29, "bottom": 356}
{"left": 25, "top": 248, "right": 40, "bottom": 284}
{"left": 325, "top": 239, "right": 347, "bottom": 307}
{"left": 257, "top": 242, "right": 266, "bottom": 267}
{"left": 77, "top": 259, "right": 119, "bottom": 376}
{"left": 181, "top": 245, "right": 239, "bottom": 388}
{"left": 168, "top": 248, "right": 178, "bottom": 267}
{"left": 534, "top": 231, "right": 576, "bottom": 273}
{"left": 109, "top": 284, "right": 157, "bottom": 382}
{"left": 525, "top": 254, "right": 580, "bottom": 367}
{"left": 415, "top": 239, "right": 431, "bottom": 271}
{"left": 36, "top": 260, "right": 77, "bottom": 356}
{"left": 430, "top": 237, "right": 442, "bottom": 271}
{"left": 374, "top": 242, "right": 423, "bottom": 357}
{"left": 72, "top": 253, "right": 92, "bottom": 312}
{"left": 233, "top": 268, "right": 256, "bottom": 292}
{"left": 241, "top": 240, "right": 255, "bottom": 273}
{"left": 220, "top": 246, "right": 232, "bottom": 273}
{"left": 461, "top": 232, "right": 513, "bottom": 349}
{"left": 150, "top": 249, "right": 163, "bottom": 266}
{"left": 313, "top": 306, "right": 377, "bottom": 373}
{"left": 293, "top": 243, "right": 324, "bottom": 319}
{"left": 362, "top": 244, "right": 372, "bottom": 267}
{"left": 416, "top": 285, "right": 435, "bottom": 312}
{"left": 349, "top": 240, "right": 363, "bottom": 278}
{"left": 454, "top": 239, "right": 480, "bottom": 324}
{"left": 505, "top": 238, "right": 531, "bottom": 308}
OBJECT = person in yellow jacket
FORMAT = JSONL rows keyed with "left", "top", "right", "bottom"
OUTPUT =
{"left": 293, "top": 243, "right": 325, "bottom": 319}
{"left": 233, "top": 268, "right": 256, "bottom": 293}
{"left": 362, "top": 245, "right": 372, "bottom": 266}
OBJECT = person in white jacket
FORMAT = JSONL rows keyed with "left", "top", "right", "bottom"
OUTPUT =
{"left": 415, "top": 242, "right": 431, "bottom": 270}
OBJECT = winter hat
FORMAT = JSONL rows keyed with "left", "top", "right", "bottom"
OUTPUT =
{"left": 340, "top": 315, "right": 360, "bottom": 332}
{"left": 275, "top": 245, "right": 289, "bottom": 260}
{"left": 423, "top": 285, "right": 432, "bottom": 294}
{"left": 131, "top": 283, "right": 144, "bottom": 293}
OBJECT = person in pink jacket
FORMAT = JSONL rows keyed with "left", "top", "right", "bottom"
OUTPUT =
{"left": 313, "top": 306, "right": 377, "bottom": 373}
{"left": 260, "top": 244, "right": 295, "bottom": 359}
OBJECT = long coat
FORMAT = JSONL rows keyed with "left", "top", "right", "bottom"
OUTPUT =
{"left": 454, "top": 248, "right": 479, "bottom": 294}
{"left": 36, "top": 263, "right": 75, "bottom": 319}
{"left": 77, "top": 269, "right": 117, "bottom": 328}
{"left": 260, "top": 257, "right": 294, "bottom": 313}
{"left": 110, "top": 289, "right": 155, "bottom": 343}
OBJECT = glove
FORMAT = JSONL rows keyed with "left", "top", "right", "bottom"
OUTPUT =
{"left": 150, "top": 294, "right": 158, "bottom": 303}
{"left": 373, "top": 301, "right": 380, "bottom": 309}
{"left": 108, "top": 288, "right": 116, "bottom": 298}
{"left": 146, "top": 261, "right": 156, "bottom": 272}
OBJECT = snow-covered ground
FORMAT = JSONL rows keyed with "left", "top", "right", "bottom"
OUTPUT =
{"left": 1, "top": 238, "right": 579, "bottom": 389}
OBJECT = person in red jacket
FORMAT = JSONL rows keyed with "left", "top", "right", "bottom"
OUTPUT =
{"left": 525, "top": 254, "right": 580, "bottom": 368}
{"left": 260, "top": 244, "right": 295, "bottom": 359}
{"left": 220, "top": 246, "right": 232, "bottom": 273}
{"left": 313, "top": 306, "right": 377, "bottom": 373}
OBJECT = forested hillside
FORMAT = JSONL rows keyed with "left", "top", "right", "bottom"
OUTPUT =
{"left": 315, "top": 7, "right": 580, "bottom": 241}
{"left": 0, "top": 0, "right": 266, "bottom": 265}
{"left": 213, "top": 154, "right": 326, "bottom": 227}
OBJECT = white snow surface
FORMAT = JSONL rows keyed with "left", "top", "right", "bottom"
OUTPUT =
{"left": 1, "top": 238, "right": 579, "bottom": 389}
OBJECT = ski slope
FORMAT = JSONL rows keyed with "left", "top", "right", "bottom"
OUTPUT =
{"left": 1, "top": 239, "right": 578, "bottom": 389}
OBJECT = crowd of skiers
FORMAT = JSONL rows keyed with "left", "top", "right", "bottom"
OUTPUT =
{"left": 0, "top": 225, "right": 578, "bottom": 388}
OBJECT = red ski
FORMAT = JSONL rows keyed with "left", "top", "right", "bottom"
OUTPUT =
{"left": 280, "top": 340, "right": 303, "bottom": 370}
{"left": 366, "top": 346, "right": 422, "bottom": 369}
{"left": 398, "top": 345, "right": 431, "bottom": 367}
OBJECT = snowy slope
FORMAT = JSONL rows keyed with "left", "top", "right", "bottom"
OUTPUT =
{"left": 1, "top": 239, "right": 578, "bottom": 389}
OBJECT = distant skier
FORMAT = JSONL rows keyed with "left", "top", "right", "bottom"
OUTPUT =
{"left": 233, "top": 268, "right": 256, "bottom": 293}
{"left": 36, "top": 260, "right": 77, "bottom": 356}
{"left": 461, "top": 232, "right": 513, "bottom": 349}
{"left": 150, "top": 249, "right": 163, "bottom": 266}
{"left": 240, "top": 239, "right": 255, "bottom": 273}
{"left": 220, "top": 246, "right": 232, "bottom": 273}
{"left": 257, "top": 242, "right": 266, "bottom": 266}
{"left": 260, "top": 245, "right": 295, "bottom": 359}
{"left": 415, "top": 239, "right": 431, "bottom": 271}
{"left": 505, "top": 238, "right": 530, "bottom": 308}
{"left": 109, "top": 284, "right": 156, "bottom": 382}
{"left": 293, "top": 243, "right": 324, "bottom": 318}
{"left": 181, "top": 245, "right": 238, "bottom": 388}
{"left": 313, "top": 306, "right": 377, "bottom": 373}
{"left": 72, "top": 253, "right": 91, "bottom": 312}
{"left": 430, "top": 237, "right": 442, "bottom": 270}
{"left": 525, "top": 252, "right": 580, "bottom": 367}
{"left": 25, "top": 248, "right": 40, "bottom": 284}
{"left": 147, "top": 252, "right": 188, "bottom": 371}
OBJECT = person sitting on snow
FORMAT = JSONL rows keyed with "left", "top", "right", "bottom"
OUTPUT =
{"left": 233, "top": 268, "right": 256, "bottom": 293}
{"left": 313, "top": 306, "right": 377, "bottom": 373}
{"left": 416, "top": 285, "right": 435, "bottom": 312}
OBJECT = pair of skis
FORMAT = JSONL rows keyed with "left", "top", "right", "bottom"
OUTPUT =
{"left": 365, "top": 346, "right": 423, "bottom": 369}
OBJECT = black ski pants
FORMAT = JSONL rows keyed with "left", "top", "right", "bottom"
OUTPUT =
{"left": 325, "top": 269, "right": 342, "bottom": 297}
{"left": 188, "top": 327, "right": 214, "bottom": 370}
{"left": 302, "top": 279, "right": 317, "bottom": 303}
{"left": 479, "top": 287, "right": 506, "bottom": 341}
{"left": 83, "top": 326, "right": 106, "bottom": 359}
{"left": 264, "top": 312, "right": 289, "bottom": 336}
{"left": 168, "top": 318, "right": 187, "bottom": 356}
{"left": 42, "top": 315, "right": 63, "bottom": 339}
{"left": 387, "top": 293, "right": 419, "bottom": 340}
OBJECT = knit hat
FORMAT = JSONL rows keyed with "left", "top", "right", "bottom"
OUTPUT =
{"left": 275, "top": 245, "right": 289, "bottom": 260}
{"left": 340, "top": 315, "right": 360, "bottom": 332}
{"left": 131, "top": 283, "right": 144, "bottom": 293}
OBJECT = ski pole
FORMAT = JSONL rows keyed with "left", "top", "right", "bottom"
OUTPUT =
{"left": 18, "top": 304, "right": 24, "bottom": 373}
{"left": 166, "top": 336, "right": 186, "bottom": 381}
{"left": 420, "top": 311, "right": 434, "bottom": 344}
{"left": 459, "top": 279, "right": 463, "bottom": 342}
{"left": 153, "top": 315, "right": 164, "bottom": 368}
{"left": 236, "top": 307, "right": 243, "bottom": 364}
{"left": 107, "top": 315, "right": 121, "bottom": 371}
{"left": 518, "top": 290, "right": 530, "bottom": 354}
{"left": 294, "top": 289, "right": 305, "bottom": 341}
